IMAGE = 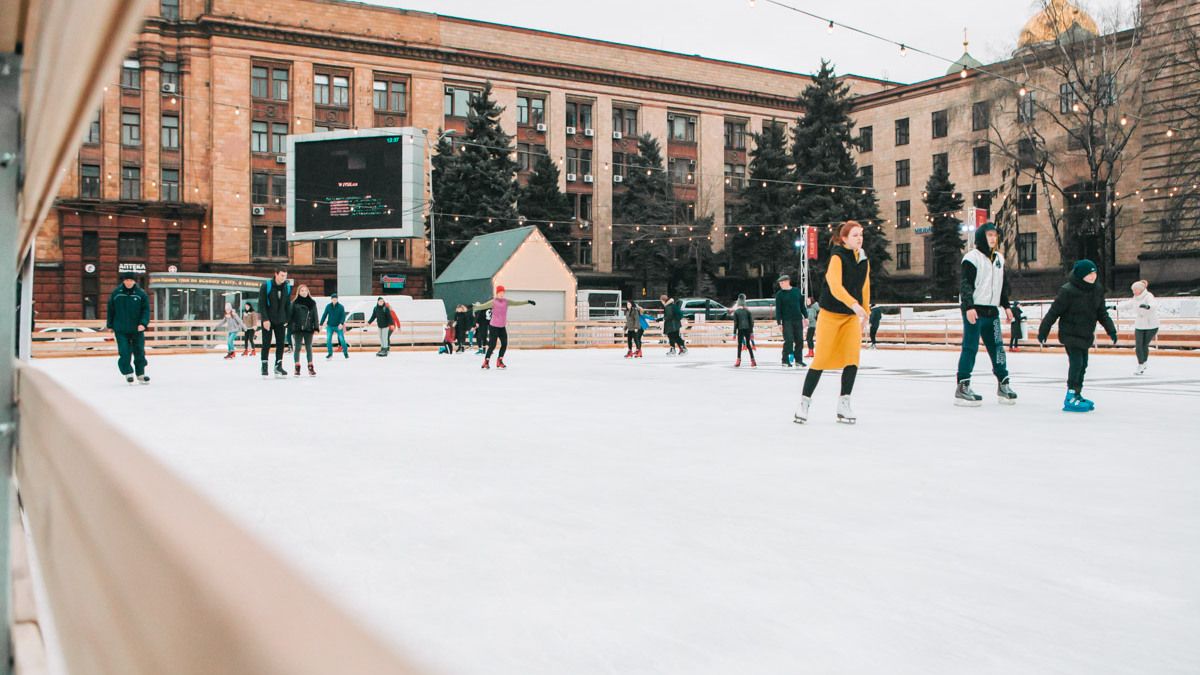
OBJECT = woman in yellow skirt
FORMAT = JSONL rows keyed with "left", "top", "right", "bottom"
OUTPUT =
{"left": 794, "top": 221, "right": 870, "bottom": 425}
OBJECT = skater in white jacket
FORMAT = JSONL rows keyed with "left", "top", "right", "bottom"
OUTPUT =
{"left": 1119, "top": 280, "right": 1159, "bottom": 375}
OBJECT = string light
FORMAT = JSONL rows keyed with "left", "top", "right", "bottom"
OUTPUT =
{"left": 899, "top": 44, "right": 907, "bottom": 57}
{"left": 827, "top": 20, "right": 834, "bottom": 33}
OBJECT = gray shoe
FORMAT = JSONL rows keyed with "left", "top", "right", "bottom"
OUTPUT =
{"left": 997, "top": 378, "right": 1018, "bottom": 405}
{"left": 955, "top": 380, "right": 983, "bottom": 407}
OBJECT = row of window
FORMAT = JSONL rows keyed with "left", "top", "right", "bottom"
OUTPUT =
{"left": 95, "top": 111, "right": 182, "bottom": 149}
{"left": 79, "top": 164, "right": 181, "bottom": 201}
{"left": 120, "top": 59, "right": 179, "bottom": 91}
{"left": 81, "top": 231, "right": 181, "bottom": 261}
{"left": 893, "top": 233, "right": 1037, "bottom": 272}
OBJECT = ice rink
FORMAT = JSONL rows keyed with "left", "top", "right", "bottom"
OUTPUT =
{"left": 37, "top": 346, "right": 1200, "bottom": 675}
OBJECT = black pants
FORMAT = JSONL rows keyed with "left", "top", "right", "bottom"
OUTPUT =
{"left": 869, "top": 323, "right": 880, "bottom": 345}
{"left": 486, "top": 326, "right": 508, "bottom": 359}
{"left": 244, "top": 328, "right": 256, "bottom": 351}
{"left": 292, "top": 331, "right": 314, "bottom": 363}
{"left": 476, "top": 323, "right": 489, "bottom": 350}
{"left": 260, "top": 322, "right": 287, "bottom": 364}
{"left": 1135, "top": 328, "right": 1157, "bottom": 364}
{"left": 1067, "top": 347, "right": 1089, "bottom": 393}
{"left": 802, "top": 365, "right": 858, "bottom": 398}
{"left": 666, "top": 330, "right": 686, "bottom": 351}
{"left": 115, "top": 331, "right": 147, "bottom": 376}
{"left": 1009, "top": 323, "right": 1022, "bottom": 349}
{"left": 736, "top": 329, "right": 754, "bottom": 359}
{"left": 780, "top": 320, "right": 804, "bottom": 364}
{"left": 806, "top": 324, "right": 816, "bottom": 350}
{"left": 456, "top": 327, "right": 469, "bottom": 350}
{"left": 626, "top": 329, "right": 643, "bottom": 351}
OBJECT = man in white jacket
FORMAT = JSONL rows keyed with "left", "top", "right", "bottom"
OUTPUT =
{"left": 1119, "top": 279, "right": 1159, "bottom": 375}
{"left": 956, "top": 223, "right": 1018, "bottom": 406}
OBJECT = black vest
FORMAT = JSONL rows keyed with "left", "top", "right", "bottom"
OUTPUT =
{"left": 819, "top": 246, "right": 869, "bottom": 315}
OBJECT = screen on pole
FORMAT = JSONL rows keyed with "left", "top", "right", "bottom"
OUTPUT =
{"left": 287, "top": 128, "right": 426, "bottom": 241}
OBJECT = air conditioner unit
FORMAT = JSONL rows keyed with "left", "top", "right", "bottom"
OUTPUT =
{"left": 535, "top": 123, "right": 547, "bottom": 132}
{"left": 566, "top": 173, "right": 577, "bottom": 182}
{"left": 565, "top": 126, "right": 577, "bottom": 135}
{"left": 613, "top": 174, "right": 624, "bottom": 183}
{"left": 251, "top": 206, "right": 266, "bottom": 216}
{"left": 161, "top": 83, "right": 177, "bottom": 94}
{"left": 584, "top": 128, "right": 594, "bottom": 137}
{"left": 612, "top": 131, "right": 623, "bottom": 140}
{"left": 275, "top": 155, "right": 287, "bottom": 164}
{"left": 583, "top": 174, "right": 594, "bottom": 183}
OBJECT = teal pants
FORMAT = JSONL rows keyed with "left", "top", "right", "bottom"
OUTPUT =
{"left": 957, "top": 311, "right": 1009, "bottom": 383}
{"left": 115, "top": 331, "right": 147, "bottom": 376}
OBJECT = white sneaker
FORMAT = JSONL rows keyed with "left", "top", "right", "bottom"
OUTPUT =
{"left": 793, "top": 396, "right": 812, "bottom": 424}
{"left": 836, "top": 395, "right": 856, "bottom": 424}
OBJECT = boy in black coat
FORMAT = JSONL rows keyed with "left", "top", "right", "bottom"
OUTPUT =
{"left": 1037, "top": 259, "right": 1118, "bottom": 412}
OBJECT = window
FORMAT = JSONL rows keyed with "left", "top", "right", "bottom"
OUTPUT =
{"left": 166, "top": 233, "right": 181, "bottom": 261}
{"left": 272, "top": 227, "right": 288, "bottom": 259}
{"left": 931, "top": 110, "right": 948, "bottom": 138}
{"left": 859, "top": 125, "right": 873, "bottom": 152}
{"left": 314, "top": 74, "right": 329, "bottom": 105}
{"left": 161, "top": 61, "right": 179, "bottom": 90}
{"left": 575, "top": 194, "right": 593, "bottom": 223}
{"left": 724, "top": 121, "right": 747, "bottom": 149}
{"left": 932, "top": 153, "right": 949, "bottom": 175}
{"left": 860, "top": 165, "right": 874, "bottom": 188}
{"left": 669, "top": 157, "right": 695, "bottom": 185}
{"left": 375, "top": 79, "right": 407, "bottom": 113}
{"left": 120, "top": 166, "right": 140, "bottom": 200}
{"left": 85, "top": 110, "right": 101, "bottom": 144}
{"left": 161, "top": 113, "right": 179, "bottom": 149}
{"left": 577, "top": 239, "right": 593, "bottom": 267}
{"left": 579, "top": 149, "right": 593, "bottom": 176}
{"left": 613, "top": 106, "right": 637, "bottom": 136}
{"left": 971, "top": 101, "right": 990, "bottom": 131}
{"left": 517, "top": 143, "right": 545, "bottom": 172}
{"left": 1097, "top": 74, "right": 1116, "bottom": 106}
{"left": 724, "top": 163, "right": 745, "bottom": 189}
{"left": 764, "top": 119, "right": 788, "bottom": 137}
{"left": 252, "top": 67, "right": 269, "bottom": 98}
{"left": 1018, "top": 92, "right": 1036, "bottom": 123}
{"left": 896, "top": 200, "right": 911, "bottom": 229}
{"left": 118, "top": 233, "right": 147, "bottom": 259}
{"left": 121, "top": 111, "right": 140, "bottom": 146}
{"left": 516, "top": 96, "right": 545, "bottom": 126}
{"left": 973, "top": 190, "right": 993, "bottom": 216}
{"left": 161, "top": 168, "right": 179, "bottom": 201}
{"left": 253, "top": 227, "right": 289, "bottom": 260}
{"left": 272, "top": 68, "right": 288, "bottom": 101}
{"left": 82, "top": 275, "right": 99, "bottom": 320}
{"left": 82, "top": 231, "right": 99, "bottom": 259}
{"left": 895, "top": 159, "right": 910, "bottom": 187}
{"left": 613, "top": 152, "right": 628, "bottom": 179}
{"left": 252, "top": 173, "right": 269, "bottom": 204}
{"left": 565, "top": 102, "right": 593, "bottom": 130}
{"left": 80, "top": 164, "right": 101, "bottom": 198}
{"left": 443, "top": 86, "right": 478, "bottom": 117}
{"left": 160, "top": 0, "right": 179, "bottom": 20}
{"left": 676, "top": 202, "right": 696, "bottom": 224}
{"left": 896, "top": 243, "right": 911, "bottom": 270}
{"left": 314, "top": 241, "right": 336, "bottom": 261}
{"left": 972, "top": 146, "right": 991, "bottom": 175}
{"left": 1017, "top": 138, "right": 1038, "bottom": 168}
{"left": 565, "top": 148, "right": 579, "bottom": 177}
{"left": 668, "top": 113, "right": 697, "bottom": 142}
{"left": 332, "top": 76, "right": 349, "bottom": 107}
{"left": 121, "top": 59, "right": 140, "bottom": 90}
{"left": 1018, "top": 185, "right": 1038, "bottom": 216}
{"left": 1017, "top": 232, "right": 1038, "bottom": 263}
{"left": 1060, "top": 83, "right": 1076, "bottom": 114}
{"left": 251, "top": 121, "right": 268, "bottom": 153}
{"left": 372, "top": 240, "right": 407, "bottom": 262}
{"left": 271, "top": 174, "right": 286, "bottom": 206}
{"left": 271, "top": 123, "right": 287, "bottom": 154}
{"left": 252, "top": 227, "right": 269, "bottom": 259}
{"left": 895, "top": 118, "right": 909, "bottom": 146}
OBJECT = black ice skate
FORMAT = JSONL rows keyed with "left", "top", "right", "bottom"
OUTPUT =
{"left": 261, "top": 362, "right": 269, "bottom": 378}
{"left": 997, "top": 378, "right": 1018, "bottom": 405}
{"left": 274, "top": 362, "right": 288, "bottom": 378}
{"left": 955, "top": 380, "right": 983, "bottom": 407}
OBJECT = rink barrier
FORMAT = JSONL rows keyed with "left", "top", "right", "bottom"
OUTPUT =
{"left": 29, "top": 315, "right": 1200, "bottom": 356}
{"left": 13, "top": 364, "right": 430, "bottom": 674}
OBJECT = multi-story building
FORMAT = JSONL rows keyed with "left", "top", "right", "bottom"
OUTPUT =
{"left": 32, "top": 0, "right": 1198, "bottom": 319}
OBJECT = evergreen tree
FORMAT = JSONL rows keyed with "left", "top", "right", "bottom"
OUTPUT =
{"left": 613, "top": 134, "right": 675, "bottom": 294}
{"left": 729, "top": 121, "right": 796, "bottom": 280}
{"left": 923, "top": 165, "right": 966, "bottom": 300}
{"left": 518, "top": 154, "right": 574, "bottom": 263}
{"left": 789, "top": 61, "right": 890, "bottom": 295}
{"left": 430, "top": 82, "right": 519, "bottom": 270}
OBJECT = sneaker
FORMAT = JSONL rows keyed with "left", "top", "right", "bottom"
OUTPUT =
{"left": 125, "top": 374, "right": 135, "bottom": 385}
{"left": 734, "top": 358, "right": 741, "bottom": 368}
{"left": 836, "top": 395, "right": 856, "bottom": 424}
{"left": 997, "top": 378, "right": 1018, "bottom": 405}
{"left": 261, "top": 363, "right": 268, "bottom": 378}
{"left": 955, "top": 380, "right": 983, "bottom": 407}
{"left": 1063, "top": 390, "right": 1093, "bottom": 413}
{"left": 308, "top": 363, "right": 316, "bottom": 377}
{"left": 793, "top": 396, "right": 812, "bottom": 424}
{"left": 482, "top": 359, "right": 490, "bottom": 370}
{"left": 497, "top": 358, "right": 507, "bottom": 369}
{"left": 274, "top": 363, "right": 287, "bottom": 378}
{"left": 294, "top": 363, "right": 301, "bottom": 376}
{"left": 137, "top": 375, "right": 150, "bottom": 385}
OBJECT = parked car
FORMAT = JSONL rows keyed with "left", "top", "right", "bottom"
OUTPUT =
{"left": 743, "top": 298, "right": 776, "bottom": 321}
{"left": 35, "top": 326, "right": 107, "bottom": 349}
{"left": 676, "top": 298, "right": 730, "bottom": 321}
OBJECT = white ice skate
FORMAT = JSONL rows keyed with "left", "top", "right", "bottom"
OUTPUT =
{"left": 1134, "top": 363, "right": 1147, "bottom": 376}
{"left": 793, "top": 396, "right": 812, "bottom": 424}
{"left": 836, "top": 395, "right": 856, "bottom": 424}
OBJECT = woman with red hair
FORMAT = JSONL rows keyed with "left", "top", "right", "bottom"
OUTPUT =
{"left": 795, "top": 221, "right": 870, "bottom": 425}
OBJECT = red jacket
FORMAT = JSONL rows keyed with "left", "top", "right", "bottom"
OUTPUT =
{"left": 443, "top": 326, "right": 455, "bottom": 342}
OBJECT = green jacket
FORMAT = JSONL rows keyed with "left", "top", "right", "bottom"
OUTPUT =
{"left": 774, "top": 287, "right": 805, "bottom": 323}
{"left": 106, "top": 284, "right": 150, "bottom": 333}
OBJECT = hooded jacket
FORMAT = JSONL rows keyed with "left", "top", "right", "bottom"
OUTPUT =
{"left": 960, "top": 225, "right": 1010, "bottom": 315}
{"left": 258, "top": 278, "right": 293, "bottom": 325}
{"left": 732, "top": 305, "right": 755, "bottom": 331}
{"left": 213, "top": 312, "right": 246, "bottom": 333}
{"left": 106, "top": 283, "right": 150, "bottom": 333}
{"left": 1038, "top": 272, "right": 1118, "bottom": 349}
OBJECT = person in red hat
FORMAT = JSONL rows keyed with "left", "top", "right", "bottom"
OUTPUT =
{"left": 472, "top": 285, "right": 536, "bottom": 369}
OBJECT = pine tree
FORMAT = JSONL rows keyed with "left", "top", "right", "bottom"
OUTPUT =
{"left": 789, "top": 61, "right": 890, "bottom": 294}
{"left": 614, "top": 134, "right": 675, "bottom": 294}
{"left": 430, "top": 82, "right": 519, "bottom": 270}
{"left": 518, "top": 154, "right": 574, "bottom": 263}
{"left": 923, "top": 165, "right": 966, "bottom": 300}
{"left": 729, "top": 121, "right": 796, "bottom": 280}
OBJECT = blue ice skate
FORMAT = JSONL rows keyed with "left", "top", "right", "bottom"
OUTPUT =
{"left": 1062, "top": 390, "right": 1094, "bottom": 413}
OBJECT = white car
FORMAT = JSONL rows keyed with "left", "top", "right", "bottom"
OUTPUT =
{"left": 35, "top": 326, "right": 107, "bottom": 348}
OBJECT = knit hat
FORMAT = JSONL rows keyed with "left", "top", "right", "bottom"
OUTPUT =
{"left": 1071, "top": 259, "right": 1098, "bottom": 281}
{"left": 120, "top": 271, "right": 137, "bottom": 281}
{"left": 495, "top": 285, "right": 506, "bottom": 294}
{"left": 224, "top": 303, "right": 234, "bottom": 313}
{"left": 330, "top": 292, "right": 338, "bottom": 298}
{"left": 777, "top": 274, "right": 791, "bottom": 283}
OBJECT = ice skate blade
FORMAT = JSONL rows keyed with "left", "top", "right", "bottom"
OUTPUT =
{"left": 793, "top": 415, "right": 807, "bottom": 425}
{"left": 954, "top": 399, "right": 983, "bottom": 407}
{"left": 998, "top": 397, "right": 1017, "bottom": 405}
{"left": 836, "top": 416, "right": 856, "bottom": 424}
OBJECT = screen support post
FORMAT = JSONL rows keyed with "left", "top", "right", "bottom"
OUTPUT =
{"left": 336, "top": 239, "right": 374, "bottom": 296}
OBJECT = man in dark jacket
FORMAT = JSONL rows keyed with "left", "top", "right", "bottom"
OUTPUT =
{"left": 258, "top": 268, "right": 292, "bottom": 377}
{"left": 868, "top": 306, "right": 883, "bottom": 349}
{"left": 660, "top": 295, "right": 687, "bottom": 355}
{"left": 774, "top": 274, "right": 807, "bottom": 367}
{"left": 107, "top": 272, "right": 151, "bottom": 384}
{"left": 474, "top": 305, "right": 491, "bottom": 354}
{"left": 1038, "top": 259, "right": 1118, "bottom": 412}
{"left": 320, "top": 293, "right": 349, "bottom": 359}
{"left": 454, "top": 304, "right": 475, "bottom": 352}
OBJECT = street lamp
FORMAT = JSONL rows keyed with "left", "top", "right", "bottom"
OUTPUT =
{"left": 430, "top": 129, "right": 457, "bottom": 282}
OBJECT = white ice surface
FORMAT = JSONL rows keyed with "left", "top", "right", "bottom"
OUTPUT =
{"left": 36, "top": 347, "right": 1200, "bottom": 675}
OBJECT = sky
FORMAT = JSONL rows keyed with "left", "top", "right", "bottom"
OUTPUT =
{"left": 363, "top": 0, "right": 1137, "bottom": 84}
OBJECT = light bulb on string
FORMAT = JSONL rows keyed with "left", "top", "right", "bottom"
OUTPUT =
{"left": 827, "top": 20, "right": 834, "bottom": 34}
{"left": 1018, "top": 86, "right": 1027, "bottom": 97}
{"left": 960, "top": 69, "right": 968, "bottom": 79}
{"left": 1166, "top": 129, "right": 1175, "bottom": 138}
{"left": 899, "top": 44, "right": 907, "bottom": 57}
{"left": 1120, "top": 116, "right": 1128, "bottom": 126}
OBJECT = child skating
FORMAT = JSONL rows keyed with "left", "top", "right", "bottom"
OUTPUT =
{"left": 473, "top": 286, "right": 536, "bottom": 369}
{"left": 214, "top": 303, "right": 246, "bottom": 359}
{"left": 440, "top": 320, "right": 455, "bottom": 355}
{"left": 732, "top": 294, "right": 756, "bottom": 367}
{"left": 1037, "top": 260, "right": 1118, "bottom": 412}
{"left": 1118, "top": 280, "right": 1159, "bottom": 375}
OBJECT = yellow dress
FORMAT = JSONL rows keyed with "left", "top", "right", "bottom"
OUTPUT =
{"left": 810, "top": 253, "right": 871, "bottom": 371}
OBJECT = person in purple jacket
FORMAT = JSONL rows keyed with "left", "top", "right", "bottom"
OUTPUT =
{"left": 472, "top": 285, "right": 536, "bottom": 370}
